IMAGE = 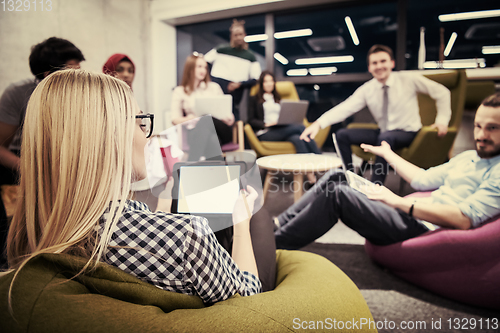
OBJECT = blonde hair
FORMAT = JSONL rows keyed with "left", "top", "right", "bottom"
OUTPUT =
{"left": 4, "top": 69, "right": 138, "bottom": 308}
{"left": 181, "top": 54, "right": 210, "bottom": 95}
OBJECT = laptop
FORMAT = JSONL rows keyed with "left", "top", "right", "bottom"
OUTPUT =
{"left": 275, "top": 100, "right": 309, "bottom": 125}
{"left": 331, "top": 133, "right": 345, "bottom": 171}
{"left": 193, "top": 95, "right": 233, "bottom": 119}
{"left": 170, "top": 161, "right": 246, "bottom": 232}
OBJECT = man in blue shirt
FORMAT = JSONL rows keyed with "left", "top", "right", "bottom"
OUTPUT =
{"left": 275, "top": 93, "right": 500, "bottom": 249}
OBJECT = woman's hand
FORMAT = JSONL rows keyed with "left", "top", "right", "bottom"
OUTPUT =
{"left": 222, "top": 114, "right": 235, "bottom": 126}
{"left": 265, "top": 121, "right": 277, "bottom": 127}
{"left": 232, "top": 186, "right": 258, "bottom": 226}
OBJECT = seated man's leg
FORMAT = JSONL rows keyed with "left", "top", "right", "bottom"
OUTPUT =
{"left": 336, "top": 128, "right": 379, "bottom": 172}
{"left": 275, "top": 178, "right": 428, "bottom": 250}
{"left": 371, "top": 130, "right": 418, "bottom": 184}
{"left": 276, "top": 168, "right": 345, "bottom": 229}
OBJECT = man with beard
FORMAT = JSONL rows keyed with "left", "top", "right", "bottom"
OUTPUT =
{"left": 204, "top": 19, "right": 261, "bottom": 121}
{"left": 274, "top": 93, "right": 500, "bottom": 249}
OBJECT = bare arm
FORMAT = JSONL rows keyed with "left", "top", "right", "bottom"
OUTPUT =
{"left": 0, "top": 122, "right": 20, "bottom": 170}
{"left": 360, "top": 141, "right": 421, "bottom": 184}
{"left": 231, "top": 186, "right": 259, "bottom": 278}
{"left": 364, "top": 185, "right": 471, "bottom": 230}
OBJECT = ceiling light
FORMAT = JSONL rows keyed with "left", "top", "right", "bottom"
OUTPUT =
{"left": 443, "top": 32, "right": 457, "bottom": 57}
{"left": 295, "top": 55, "right": 354, "bottom": 65}
{"left": 438, "top": 9, "right": 500, "bottom": 22}
{"left": 274, "top": 52, "right": 289, "bottom": 65}
{"left": 309, "top": 67, "right": 338, "bottom": 76}
{"left": 424, "top": 59, "right": 486, "bottom": 69}
{"left": 345, "top": 16, "right": 359, "bottom": 46}
{"left": 286, "top": 69, "right": 308, "bottom": 76}
{"left": 244, "top": 34, "right": 268, "bottom": 43}
{"left": 274, "top": 28, "right": 313, "bottom": 39}
{"left": 482, "top": 45, "right": 500, "bottom": 55}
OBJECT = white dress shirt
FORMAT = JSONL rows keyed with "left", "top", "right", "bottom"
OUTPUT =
{"left": 317, "top": 72, "right": 452, "bottom": 132}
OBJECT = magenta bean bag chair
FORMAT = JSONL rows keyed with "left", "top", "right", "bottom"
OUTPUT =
{"left": 365, "top": 192, "right": 500, "bottom": 310}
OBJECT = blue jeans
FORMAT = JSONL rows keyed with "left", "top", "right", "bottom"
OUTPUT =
{"left": 336, "top": 128, "right": 418, "bottom": 184}
{"left": 259, "top": 124, "right": 321, "bottom": 154}
{"left": 274, "top": 169, "right": 429, "bottom": 249}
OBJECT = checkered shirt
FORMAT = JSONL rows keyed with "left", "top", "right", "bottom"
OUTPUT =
{"left": 99, "top": 200, "right": 261, "bottom": 304}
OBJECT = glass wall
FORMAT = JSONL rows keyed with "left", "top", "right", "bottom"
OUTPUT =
{"left": 273, "top": 2, "right": 398, "bottom": 78}
{"left": 406, "top": 0, "right": 500, "bottom": 69}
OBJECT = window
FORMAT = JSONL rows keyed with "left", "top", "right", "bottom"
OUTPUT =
{"left": 406, "top": 0, "right": 500, "bottom": 69}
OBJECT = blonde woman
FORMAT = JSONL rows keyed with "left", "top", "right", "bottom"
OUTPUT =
{"left": 2, "top": 69, "right": 275, "bottom": 311}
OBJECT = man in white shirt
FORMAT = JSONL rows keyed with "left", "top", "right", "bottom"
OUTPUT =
{"left": 275, "top": 92, "right": 500, "bottom": 249}
{"left": 300, "top": 44, "right": 451, "bottom": 184}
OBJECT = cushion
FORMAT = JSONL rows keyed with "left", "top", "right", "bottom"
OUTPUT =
{"left": 1, "top": 250, "right": 376, "bottom": 332}
{"left": 365, "top": 192, "right": 500, "bottom": 310}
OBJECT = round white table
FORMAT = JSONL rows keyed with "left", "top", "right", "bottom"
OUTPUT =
{"left": 256, "top": 154, "right": 342, "bottom": 202}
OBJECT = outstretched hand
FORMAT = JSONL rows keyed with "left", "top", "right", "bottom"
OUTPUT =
{"left": 360, "top": 141, "right": 393, "bottom": 158}
{"left": 232, "top": 186, "right": 258, "bottom": 225}
{"left": 299, "top": 122, "right": 320, "bottom": 142}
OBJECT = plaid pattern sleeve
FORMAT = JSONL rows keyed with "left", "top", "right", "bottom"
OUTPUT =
{"left": 101, "top": 200, "right": 261, "bottom": 304}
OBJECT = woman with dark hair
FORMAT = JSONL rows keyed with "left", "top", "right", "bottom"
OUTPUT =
{"left": 103, "top": 53, "right": 135, "bottom": 88}
{"left": 248, "top": 71, "right": 321, "bottom": 155}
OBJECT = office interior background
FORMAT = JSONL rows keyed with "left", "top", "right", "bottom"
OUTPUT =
{"left": 1, "top": 0, "right": 499, "bottom": 135}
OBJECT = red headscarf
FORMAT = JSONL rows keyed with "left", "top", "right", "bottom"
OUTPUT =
{"left": 102, "top": 54, "right": 135, "bottom": 75}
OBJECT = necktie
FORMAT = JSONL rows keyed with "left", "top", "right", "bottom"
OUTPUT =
{"left": 380, "top": 85, "right": 389, "bottom": 132}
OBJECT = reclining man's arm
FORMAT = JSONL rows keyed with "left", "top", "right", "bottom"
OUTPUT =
{"left": 361, "top": 141, "right": 422, "bottom": 184}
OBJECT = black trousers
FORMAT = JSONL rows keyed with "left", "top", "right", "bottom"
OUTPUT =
{"left": 215, "top": 207, "right": 276, "bottom": 292}
{"left": 274, "top": 169, "right": 429, "bottom": 249}
{"left": 336, "top": 128, "right": 418, "bottom": 184}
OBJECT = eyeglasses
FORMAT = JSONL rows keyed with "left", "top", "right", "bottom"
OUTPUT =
{"left": 135, "top": 113, "right": 154, "bottom": 138}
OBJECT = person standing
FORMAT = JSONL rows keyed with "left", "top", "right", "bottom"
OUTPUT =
{"left": 0, "top": 37, "right": 84, "bottom": 268}
{"left": 204, "top": 19, "right": 261, "bottom": 121}
{"left": 300, "top": 44, "right": 451, "bottom": 184}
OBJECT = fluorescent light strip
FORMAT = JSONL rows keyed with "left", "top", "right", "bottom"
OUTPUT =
{"left": 244, "top": 34, "right": 268, "bottom": 43}
{"left": 295, "top": 55, "right": 354, "bottom": 65}
{"left": 443, "top": 32, "right": 457, "bottom": 57}
{"left": 309, "top": 67, "right": 338, "bottom": 76}
{"left": 482, "top": 45, "right": 500, "bottom": 55}
{"left": 286, "top": 69, "right": 308, "bottom": 76}
{"left": 424, "top": 59, "right": 486, "bottom": 69}
{"left": 438, "top": 9, "right": 500, "bottom": 22}
{"left": 345, "top": 16, "right": 359, "bottom": 46}
{"left": 274, "top": 28, "right": 313, "bottom": 39}
{"left": 274, "top": 52, "right": 289, "bottom": 65}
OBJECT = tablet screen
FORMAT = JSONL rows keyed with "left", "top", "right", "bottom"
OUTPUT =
{"left": 176, "top": 164, "right": 241, "bottom": 214}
